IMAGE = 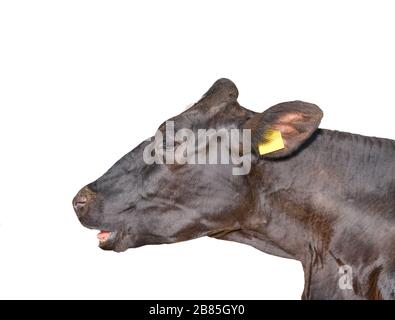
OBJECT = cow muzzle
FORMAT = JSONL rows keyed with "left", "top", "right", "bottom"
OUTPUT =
{"left": 72, "top": 186, "right": 96, "bottom": 218}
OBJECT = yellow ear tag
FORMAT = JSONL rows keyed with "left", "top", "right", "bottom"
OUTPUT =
{"left": 258, "top": 129, "right": 285, "bottom": 155}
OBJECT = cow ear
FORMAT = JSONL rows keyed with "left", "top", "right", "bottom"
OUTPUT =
{"left": 198, "top": 78, "right": 239, "bottom": 105}
{"left": 244, "top": 101, "right": 323, "bottom": 158}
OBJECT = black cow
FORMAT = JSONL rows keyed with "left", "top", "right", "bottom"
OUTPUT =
{"left": 73, "top": 79, "right": 395, "bottom": 299}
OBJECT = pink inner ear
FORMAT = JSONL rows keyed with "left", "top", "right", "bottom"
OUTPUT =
{"left": 273, "top": 123, "right": 295, "bottom": 134}
{"left": 277, "top": 112, "right": 304, "bottom": 123}
{"left": 273, "top": 112, "right": 305, "bottom": 135}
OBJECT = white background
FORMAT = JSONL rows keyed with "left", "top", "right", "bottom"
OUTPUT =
{"left": 0, "top": 1, "right": 394, "bottom": 299}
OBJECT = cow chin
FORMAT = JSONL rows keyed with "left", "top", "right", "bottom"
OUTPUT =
{"left": 98, "top": 230, "right": 121, "bottom": 251}
{"left": 97, "top": 230, "right": 136, "bottom": 252}
{"left": 76, "top": 214, "right": 131, "bottom": 252}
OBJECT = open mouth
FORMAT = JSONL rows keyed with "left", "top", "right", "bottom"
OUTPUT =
{"left": 97, "top": 230, "right": 112, "bottom": 242}
{"left": 96, "top": 230, "right": 119, "bottom": 249}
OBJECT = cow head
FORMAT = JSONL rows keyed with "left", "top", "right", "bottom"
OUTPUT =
{"left": 73, "top": 79, "right": 323, "bottom": 252}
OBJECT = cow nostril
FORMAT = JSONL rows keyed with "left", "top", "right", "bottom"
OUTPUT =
{"left": 74, "top": 196, "right": 87, "bottom": 209}
{"left": 74, "top": 200, "right": 86, "bottom": 209}
{"left": 73, "top": 186, "right": 96, "bottom": 214}
{"left": 76, "top": 196, "right": 87, "bottom": 204}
